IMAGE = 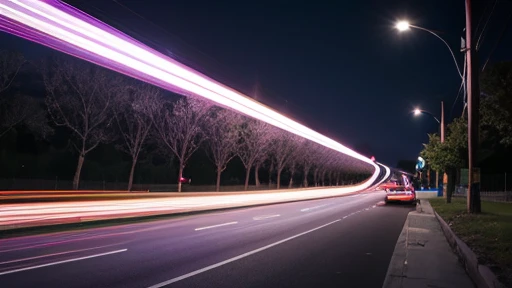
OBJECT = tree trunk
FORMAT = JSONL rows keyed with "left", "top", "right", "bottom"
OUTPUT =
{"left": 244, "top": 166, "right": 251, "bottom": 191}
{"left": 178, "top": 165, "right": 184, "bottom": 192}
{"left": 313, "top": 169, "right": 318, "bottom": 187}
{"left": 73, "top": 153, "right": 85, "bottom": 190}
{"left": 216, "top": 167, "right": 222, "bottom": 192}
{"left": 303, "top": 167, "right": 309, "bottom": 188}
{"left": 127, "top": 158, "right": 137, "bottom": 191}
{"left": 336, "top": 172, "right": 340, "bottom": 186}
{"left": 268, "top": 162, "right": 274, "bottom": 189}
{"left": 255, "top": 163, "right": 260, "bottom": 187}
{"left": 288, "top": 168, "right": 294, "bottom": 188}
{"left": 277, "top": 169, "right": 282, "bottom": 189}
{"left": 446, "top": 169, "right": 456, "bottom": 204}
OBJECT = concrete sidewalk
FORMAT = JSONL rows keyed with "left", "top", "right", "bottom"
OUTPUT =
{"left": 382, "top": 200, "right": 475, "bottom": 288}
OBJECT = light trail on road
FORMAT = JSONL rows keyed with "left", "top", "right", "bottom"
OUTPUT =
{"left": 1, "top": 186, "right": 385, "bottom": 230}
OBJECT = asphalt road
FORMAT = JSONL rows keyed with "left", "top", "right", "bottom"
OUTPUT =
{"left": 0, "top": 190, "right": 413, "bottom": 288}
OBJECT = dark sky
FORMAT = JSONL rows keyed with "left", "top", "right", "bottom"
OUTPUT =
{"left": 2, "top": 0, "right": 512, "bottom": 167}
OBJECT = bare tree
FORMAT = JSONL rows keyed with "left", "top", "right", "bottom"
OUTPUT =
{"left": 205, "top": 107, "right": 241, "bottom": 192}
{"left": 271, "top": 130, "right": 299, "bottom": 189}
{"left": 0, "top": 50, "right": 25, "bottom": 95}
{"left": 315, "top": 147, "right": 332, "bottom": 186}
{"left": 152, "top": 96, "right": 211, "bottom": 192}
{"left": 43, "top": 59, "right": 117, "bottom": 190}
{"left": 300, "top": 141, "right": 316, "bottom": 188}
{"left": 254, "top": 149, "right": 270, "bottom": 188}
{"left": 113, "top": 83, "right": 161, "bottom": 191}
{"left": 237, "top": 117, "right": 273, "bottom": 190}
{"left": 321, "top": 150, "right": 337, "bottom": 186}
{"left": 286, "top": 137, "right": 303, "bottom": 188}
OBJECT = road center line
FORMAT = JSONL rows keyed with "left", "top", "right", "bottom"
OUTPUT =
{"left": 194, "top": 222, "right": 238, "bottom": 231}
{"left": 300, "top": 204, "right": 328, "bottom": 212}
{"left": 148, "top": 219, "right": 341, "bottom": 288}
{"left": 0, "top": 249, "right": 127, "bottom": 276}
{"left": 253, "top": 214, "right": 280, "bottom": 220}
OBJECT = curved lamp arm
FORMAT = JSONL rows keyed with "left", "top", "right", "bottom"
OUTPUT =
{"left": 410, "top": 24, "right": 464, "bottom": 80}
{"left": 415, "top": 109, "right": 441, "bottom": 124}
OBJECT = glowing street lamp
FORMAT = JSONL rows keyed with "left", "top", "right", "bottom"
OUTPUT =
{"left": 395, "top": 21, "right": 410, "bottom": 31}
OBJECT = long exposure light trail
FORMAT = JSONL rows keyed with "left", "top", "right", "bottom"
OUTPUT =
{"left": 0, "top": 1, "right": 387, "bottom": 188}
{"left": 0, "top": 186, "right": 379, "bottom": 230}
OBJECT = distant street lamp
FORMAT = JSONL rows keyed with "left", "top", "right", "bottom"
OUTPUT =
{"left": 413, "top": 101, "right": 445, "bottom": 188}
{"left": 413, "top": 102, "right": 445, "bottom": 142}
{"left": 395, "top": 20, "right": 463, "bottom": 80}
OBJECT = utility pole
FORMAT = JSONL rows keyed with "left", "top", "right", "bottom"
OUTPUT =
{"left": 440, "top": 101, "right": 445, "bottom": 143}
{"left": 465, "top": 0, "right": 481, "bottom": 213}
{"left": 437, "top": 101, "right": 445, "bottom": 190}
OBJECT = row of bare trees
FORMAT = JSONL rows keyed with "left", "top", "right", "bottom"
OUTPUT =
{"left": 1, "top": 52, "right": 373, "bottom": 191}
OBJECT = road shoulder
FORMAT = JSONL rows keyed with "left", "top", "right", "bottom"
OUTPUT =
{"left": 382, "top": 200, "right": 475, "bottom": 288}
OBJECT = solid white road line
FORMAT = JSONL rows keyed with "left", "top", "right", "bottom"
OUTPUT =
{"left": 253, "top": 214, "right": 280, "bottom": 220}
{"left": 0, "top": 244, "right": 121, "bottom": 265}
{"left": 0, "top": 249, "right": 127, "bottom": 276}
{"left": 194, "top": 222, "right": 238, "bottom": 231}
{"left": 148, "top": 219, "right": 341, "bottom": 288}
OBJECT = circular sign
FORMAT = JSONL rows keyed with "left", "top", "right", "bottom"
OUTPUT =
{"left": 416, "top": 156, "right": 426, "bottom": 171}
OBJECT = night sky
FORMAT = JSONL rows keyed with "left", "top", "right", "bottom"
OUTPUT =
{"left": 1, "top": 0, "right": 511, "bottom": 167}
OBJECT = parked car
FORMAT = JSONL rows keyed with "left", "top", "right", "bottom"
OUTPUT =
{"left": 385, "top": 174, "right": 416, "bottom": 203}
{"left": 385, "top": 185, "right": 416, "bottom": 203}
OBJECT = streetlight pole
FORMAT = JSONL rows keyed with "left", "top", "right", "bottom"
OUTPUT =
{"left": 440, "top": 101, "right": 445, "bottom": 143}
{"left": 439, "top": 101, "right": 445, "bottom": 191}
{"left": 465, "top": 0, "right": 481, "bottom": 213}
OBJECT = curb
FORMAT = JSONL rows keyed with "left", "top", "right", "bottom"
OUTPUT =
{"left": 382, "top": 213, "right": 409, "bottom": 288}
{"left": 434, "top": 211, "right": 505, "bottom": 288}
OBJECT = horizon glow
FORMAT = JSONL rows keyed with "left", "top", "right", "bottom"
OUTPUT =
{"left": 0, "top": 0, "right": 388, "bottom": 189}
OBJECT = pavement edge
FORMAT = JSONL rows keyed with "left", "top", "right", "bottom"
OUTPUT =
{"left": 434, "top": 210, "right": 505, "bottom": 288}
{"left": 381, "top": 211, "right": 409, "bottom": 288}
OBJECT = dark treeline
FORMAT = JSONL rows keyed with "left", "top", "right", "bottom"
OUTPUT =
{"left": 0, "top": 50, "right": 372, "bottom": 191}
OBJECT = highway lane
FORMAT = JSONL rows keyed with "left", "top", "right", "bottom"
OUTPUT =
{"left": 0, "top": 190, "right": 413, "bottom": 288}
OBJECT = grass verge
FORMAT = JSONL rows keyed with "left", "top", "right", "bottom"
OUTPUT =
{"left": 429, "top": 198, "right": 512, "bottom": 287}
